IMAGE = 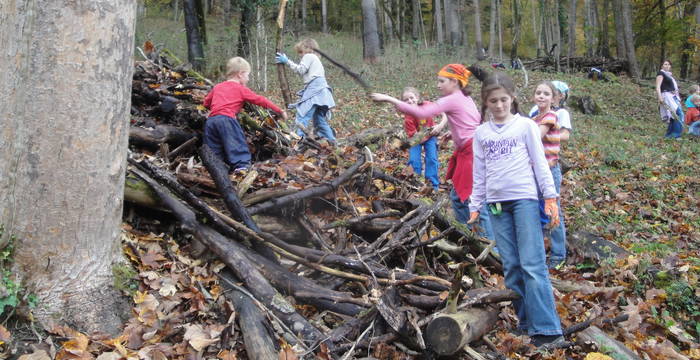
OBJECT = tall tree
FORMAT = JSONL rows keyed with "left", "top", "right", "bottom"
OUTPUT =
{"left": 620, "top": 0, "right": 640, "bottom": 78}
{"left": 598, "top": 0, "right": 611, "bottom": 57}
{"left": 0, "top": 0, "right": 135, "bottom": 334}
{"left": 322, "top": 0, "right": 329, "bottom": 33}
{"left": 223, "top": 0, "right": 232, "bottom": 26}
{"left": 584, "top": 0, "right": 599, "bottom": 57}
{"left": 184, "top": 0, "right": 206, "bottom": 70}
{"left": 488, "top": 0, "right": 497, "bottom": 57}
{"left": 412, "top": 0, "right": 421, "bottom": 41}
{"left": 474, "top": 0, "right": 487, "bottom": 59}
{"left": 679, "top": 2, "right": 694, "bottom": 78}
{"left": 362, "top": 0, "right": 381, "bottom": 62}
{"left": 613, "top": 0, "right": 626, "bottom": 58}
{"left": 301, "top": 0, "right": 307, "bottom": 32}
{"left": 444, "top": 0, "right": 463, "bottom": 46}
{"left": 567, "top": 0, "right": 577, "bottom": 59}
{"left": 497, "top": 0, "right": 503, "bottom": 59}
{"left": 510, "top": 0, "right": 523, "bottom": 59}
{"left": 434, "top": 0, "right": 445, "bottom": 44}
{"left": 238, "top": 1, "right": 255, "bottom": 58}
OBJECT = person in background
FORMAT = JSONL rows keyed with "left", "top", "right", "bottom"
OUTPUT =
{"left": 401, "top": 86, "right": 447, "bottom": 190}
{"left": 203, "top": 57, "right": 287, "bottom": 172}
{"left": 684, "top": 84, "right": 700, "bottom": 109}
{"left": 276, "top": 38, "right": 337, "bottom": 143}
{"left": 655, "top": 60, "right": 684, "bottom": 140}
{"left": 469, "top": 71, "right": 563, "bottom": 348}
{"left": 684, "top": 94, "right": 700, "bottom": 137}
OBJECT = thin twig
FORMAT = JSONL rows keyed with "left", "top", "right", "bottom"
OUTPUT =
{"left": 339, "top": 320, "right": 375, "bottom": 360}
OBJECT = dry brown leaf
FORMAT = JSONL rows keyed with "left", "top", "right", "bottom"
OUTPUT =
{"left": 95, "top": 352, "right": 121, "bottom": 360}
{"left": 278, "top": 345, "right": 298, "bottom": 360}
{"left": 18, "top": 350, "right": 52, "bottom": 360}
{"left": 183, "top": 324, "right": 219, "bottom": 352}
{"left": 619, "top": 302, "right": 643, "bottom": 332}
{"left": 0, "top": 324, "right": 11, "bottom": 343}
{"left": 217, "top": 350, "right": 238, "bottom": 360}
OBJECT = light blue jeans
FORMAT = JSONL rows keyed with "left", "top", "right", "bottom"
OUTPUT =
{"left": 408, "top": 137, "right": 440, "bottom": 188}
{"left": 664, "top": 97, "right": 684, "bottom": 139}
{"left": 295, "top": 105, "right": 336, "bottom": 141}
{"left": 689, "top": 121, "right": 700, "bottom": 136}
{"left": 548, "top": 164, "right": 567, "bottom": 263}
{"left": 490, "top": 199, "right": 562, "bottom": 336}
{"left": 450, "top": 188, "right": 494, "bottom": 240}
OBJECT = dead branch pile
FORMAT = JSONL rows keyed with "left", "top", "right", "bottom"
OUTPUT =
{"left": 522, "top": 56, "right": 629, "bottom": 74}
{"left": 121, "top": 53, "right": 670, "bottom": 359}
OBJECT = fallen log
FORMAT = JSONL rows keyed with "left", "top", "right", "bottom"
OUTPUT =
{"left": 247, "top": 155, "right": 366, "bottom": 215}
{"left": 424, "top": 306, "right": 499, "bottom": 356}
{"left": 221, "top": 271, "right": 280, "bottom": 360}
{"left": 129, "top": 124, "right": 196, "bottom": 150}
{"left": 568, "top": 231, "right": 630, "bottom": 262}
{"left": 130, "top": 167, "right": 327, "bottom": 347}
{"left": 575, "top": 326, "right": 642, "bottom": 360}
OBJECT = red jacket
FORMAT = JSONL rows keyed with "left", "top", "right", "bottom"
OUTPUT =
{"left": 446, "top": 138, "right": 474, "bottom": 202}
{"left": 403, "top": 101, "right": 436, "bottom": 138}
{"left": 685, "top": 107, "right": 700, "bottom": 126}
{"left": 204, "top": 81, "right": 282, "bottom": 118}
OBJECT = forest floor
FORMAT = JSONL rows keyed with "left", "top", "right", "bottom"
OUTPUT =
{"left": 4, "top": 10, "right": 699, "bottom": 360}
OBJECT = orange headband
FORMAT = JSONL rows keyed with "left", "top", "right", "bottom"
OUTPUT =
{"left": 438, "top": 64, "right": 471, "bottom": 88}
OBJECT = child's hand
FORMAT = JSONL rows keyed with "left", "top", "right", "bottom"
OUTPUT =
{"left": 544, "top": 198, "right": 560, "bottom": 228}
{"left": 467, "top": 212, "right": 480, "bottom": 224}
{"left": 370, "top": 93, "right": 392, "bottom": 103}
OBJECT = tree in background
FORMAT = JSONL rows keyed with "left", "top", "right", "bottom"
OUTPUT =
{"left": 362, "top": 0, "right": 381, "bottom": 62}
{"left": 0, "top": 0, "right": 136, "bottom": 334}
{"left": 184, "top": 0, "right": 206, "bottom": 70}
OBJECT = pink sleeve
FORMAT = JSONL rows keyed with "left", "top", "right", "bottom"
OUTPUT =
{"left": 395, "top": 98, "right": 449, "bottom": 120}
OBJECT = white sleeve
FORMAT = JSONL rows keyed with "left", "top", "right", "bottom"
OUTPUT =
{"left": 529, "top": 105, "right": 538, "bottom": 118}
{"left": 287, "top": 54, "right": 312, "bottom": 76}
{"left": 469, "top": 131, "right": 487, "bottom": 213}
{"left": 557, "top": 109, "right": 572, "bottom": 130}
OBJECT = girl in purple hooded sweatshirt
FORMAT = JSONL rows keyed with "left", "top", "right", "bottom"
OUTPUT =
{"left": 468, "top": 71, "right": 564, "bottom": 349}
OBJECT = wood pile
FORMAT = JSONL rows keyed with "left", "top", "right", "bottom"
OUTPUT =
{"left": 123, "top": 53, "right": 643, "bottom": 359}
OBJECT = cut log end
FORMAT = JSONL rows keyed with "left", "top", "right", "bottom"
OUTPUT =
{"left": 425, "top": 316, "right": 466, "bottom": 355}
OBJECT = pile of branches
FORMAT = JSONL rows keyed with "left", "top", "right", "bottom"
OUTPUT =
{"left": 522, "top": 56, "right": 629, "bottom": 74}
{"left": 122, "top": 53, "right": 668, "bottom": 359}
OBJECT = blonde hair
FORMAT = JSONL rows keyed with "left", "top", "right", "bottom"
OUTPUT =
{"left": 689, "top": 84, "right": 700, "bottom": 94}
{"left": 294, "top": 38, "right": 319, "bottom": 54}
{"left": 691, "top": 94, "right": 700, "bottom": 104}
{"left": 226, "top": 57, "right": 251, "bottom": 78}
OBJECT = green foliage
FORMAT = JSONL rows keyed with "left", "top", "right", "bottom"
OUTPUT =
{"left": 0, "top": 226, "right": 36, "bottom": 318}
{"left": 113, "top": 263, "right": 139, "bottom": 296}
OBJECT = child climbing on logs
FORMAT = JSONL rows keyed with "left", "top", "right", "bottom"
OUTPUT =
{"left": 275, "top": 38, "right": 337, "bottom": 143}
{"left": 531, "top": 81, "right": 566, "bottom": 269}
{"left": 370, "top": 64, "right": 493, "bottom": 240}
{"left": 203, "top": 57, "right": 287, "bottom": 172}
{"left": 468, "top": 71, "right": 565, "bottom": 349}
{"left": 400, "top": 86, "right": 447, "bottom": 190}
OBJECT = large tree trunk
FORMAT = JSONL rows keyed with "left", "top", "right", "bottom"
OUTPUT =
{"left": 584, "top": 0, "right": 598, "bottom": 57}
{"left": 301, "top": 0, "right": 307, "bottom": 32}
{"left": 679, "top": 3, "right": 693, "bottom": 78}
{"left": 488, "top": 0, "right": 497, "bottom": 57}
{"left": 238, "top": 2, "right": 254, "bottom": 58}
{"left": 510, "top": 0, "right": 522, "bottom": 59}
{"left": 567, "top": 0, "right": 577, "bottom": 60}
{"left": 497, "top": 0, "right": 503, "bottom": 59}
{"left": 474, "top": 0, "right": 486, "bottom": 59}
{"left": 322, "top": 0, "right": 328, "bottom": 33}
{"left": 412, "top": 0, "right": 421, "bottom": 41}
{"left": 222, "top": 0, "right": 232, "bottom": 26}
{"left": 362, "top": 0, "right": 381, "bottom": 63}
{"left": 444, "top": 0, "right": 463, "bottom": 46}
{"left": 620, "top": 0, "right": 640, "bottom": 78}
{"left": 599, "top": 0, "right": 611, "bottom": 58}
{"left": 0, "top": 0, "right": 135, "bottom": 334}
{"left": 184, "top": 0, "right": 206, "bottom": 70}
{"left": 434, "top": 0, "right": 445, "bottom": 44}
{"left": 613, "top": 0, "right": 626, "bottom": 58}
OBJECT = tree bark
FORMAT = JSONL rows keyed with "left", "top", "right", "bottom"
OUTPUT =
{"left": 322, "top": 0, "right": 329, "bottom": 33}
{"left": 444, "top": 0, "right": 463, "bottom": 46}
{"left": 275, "top": 0, "right": 293, "bottom": 107}
{"left": 613, "top": 0, "right": 626, "bottom": 59}
{"left": 510, "top": 0, "right": 522, "bottom": 60}
{"left": 620, "top": 0, "right": 640, "bottom": 78}
{"left": 0, "top": 0, "right": 135, "bottom": 334}
{"left": 184, "top": 0, "right": 206, "bottom": 70}
{"left": 497, "top": 0, "right": 503, "bottom": 59}
{"left": 584, "top": 0, "right": 598, "bottom": 57}
{"left": 412, "top": 0, "right": 421, "bottom": 41}
{"left": 223, "top": 0, "right": 232, "bottom": 26}
{"left": 434, "top": 0, "right": 444, "bottom": 44}
{"left": 238, "top": 1, "right": 254, "bottom": 58}
{"left": 474, "top": 0, "right": 486, "bottom": 59}
{"left": 301, "top": 0, "right": 307, "bottom": 32}
{"left": 362, "top": 0, "right": 382, "bottom": 63}
{"left": 599, "top": 0, "right": 611, "bottom": 58}
{"left": 488, "top": 0, "right": 497, "bottom": 58}
{"left": 425, "top": 307, "right": 499, "bottom": 355}
{"left": 568, "top": 0, "right": 577, "bottom": 60}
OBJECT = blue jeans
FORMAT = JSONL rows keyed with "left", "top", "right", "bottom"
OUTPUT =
{"left": 204, "top": 115, "right": 250, "bottom": 169}
{"left": 408, "top": 137, "right": 439, "bottom": 188}
{"left": 548, "top": 164, "right": 566, "bottom": 263}
{"left": 665, "top": 98, "right": 684, "bottom": 138}
{"left": 490, "top": 199, "right": 562, "bottom": 336}
{"left": 295, "top": 105, "right": 336, "bottom": 141}
{"left": 450, "top": 188, "right": 494, "bottom": 240}
{"left": 689, "top": 121, "right": 700, "bottom": 136}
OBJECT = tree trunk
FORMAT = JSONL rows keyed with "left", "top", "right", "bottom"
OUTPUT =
{"left": 435, "top": 0, "right": 444, "bottom": 44}
{"left": 599, "top": 0, "right": 611, "bottom": 58}
{"left": 620, "top": 0, "right": 640, "bottom": 78}
{"left": 695, "top": 4, "right": 700, "bottom": 80}
{"left": 497, "top": 0, "right": 503, "bottom": 59}
{"left": 362, "top": 0, "right": 381, "bottom": 63}
{"left": 657, "top": 0, "right": 666, "bottom": 67}
{"left": 444, "top": 0, "right": 463, "bottom": 46}
{"left": 412, "top": 0, "right": 421, "bottom": 41}
{"left": 488, "top": 0, "right": 497, "bottom": 57}
{"left": 322, "top": 0, "right": 328, "bottom": 33}
{"left": 613, "top": 0, "right": 626, "bottom": 58}
{"left": 238, "top": 2, "right": 254, "bottom": 58}
{"left": 0, "top": 0, "right": 135, "bottom": 334}
{"left": 195, "top": 0, "right": 207, "bottom": 44}
{"left": 474, "top": 0, "right": 486, "bottom": 59}
{"left": 567, "top": 0, "right": 577, "bottom": 59}
{"left": 301, "top": 0, "right": 307, "bottom": 32}
{"left": 553, "top": 0, "right": 561, "bottom": 70}
{"left": 584, "top": 0, "right": 599, "bottom": 57}
{"left": 223, "top": 0, "right": 232, "bottom": 26}
{"left": 510, "top": 0, "right": 522, "bottom": 59}
{"left": 679, "top": 3, "right": 693, "bottom": 78}
{"left": 184, "top": 0, "right": 206, "bottom": 70}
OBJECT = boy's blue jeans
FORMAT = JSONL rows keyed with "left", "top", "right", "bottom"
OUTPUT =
{"left": 665, "top": 98, "right": 684, "bottom": 138}
{"left": 295, "top": 105, "right": 336, "bottom": 141}
{"left": 408, "top": 137, "right": 440, "bottom": 188}
{"left": 450, "top": 188, "right": 494, "bottom": 241}
{"left": 490, "top": 199, "right": 562, "bottom": 336}
{"left": 204, "top": 115, "right": 251, "bottom": 170}
{"left": 688, "top": 121, "right": 700, "bottom": 136}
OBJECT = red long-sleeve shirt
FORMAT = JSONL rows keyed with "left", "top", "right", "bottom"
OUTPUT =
{"left": 203, "top": 80, "right": 283, "bottom": 118}
{"left": 403, "top": 101, "right": 436, "bottom": 138}
{"left": 685, "top": 107, "right": 700, "bottom": 126}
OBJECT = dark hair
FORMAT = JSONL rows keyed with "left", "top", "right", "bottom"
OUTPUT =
{"left": 479, "top": 72, "right": 520, "bottom": 122}
{"left": 662, "top": 59, "right": 672, "bottom": 66}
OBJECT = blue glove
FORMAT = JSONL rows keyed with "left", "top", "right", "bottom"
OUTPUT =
{"left": 275, "top": 52, "right": 288, "bottom": 64}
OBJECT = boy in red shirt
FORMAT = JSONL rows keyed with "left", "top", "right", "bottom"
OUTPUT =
{"left": 203, "top": 57, "right": 287, "bottom": 171}
{"left": 685, "top": 95, "right": 700, "bottom": 136}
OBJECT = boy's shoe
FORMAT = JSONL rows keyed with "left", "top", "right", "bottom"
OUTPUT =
{"left": 531, "top": 335, "right": 566, "bottom": 349}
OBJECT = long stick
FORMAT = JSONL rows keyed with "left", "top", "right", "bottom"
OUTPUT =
{"left": 313, "top": 47, "right": 371, "bottom": 91}
{"left": 275, "top": 0, "right": 293, "bottom": 106}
